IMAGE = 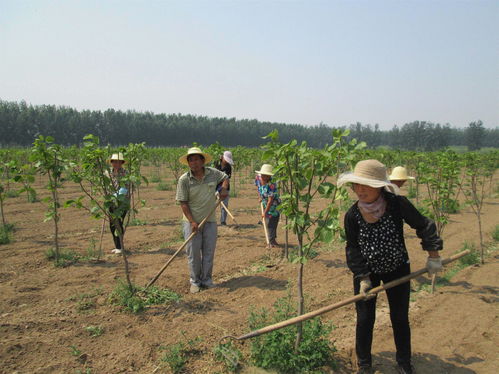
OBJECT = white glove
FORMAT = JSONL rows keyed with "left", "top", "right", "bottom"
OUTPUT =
{"left": 359, "top": 278, "right": 375, "bottom": 299}
{"left": 426, "top": 256, "right": 443, "bottom": 275}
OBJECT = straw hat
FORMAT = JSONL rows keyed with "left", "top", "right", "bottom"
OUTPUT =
{"left": 337, "top": 159, "right": 399, "bottom": 195}
{"left": 108, "top": 152, "right": 125, "bottom": 164}
{"left": 223, "top": 151, "right": 234, "bottom": 165}
{"left": 255, "top": 164, "right": 275, "bottom": 176}
{"left": 389, "top": 166, "right": 415, "bottom": 181}
{"left": 179, "top": 147, "right": 212, "bottom": 166}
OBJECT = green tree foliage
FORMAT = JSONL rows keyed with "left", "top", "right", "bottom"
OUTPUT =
{"left": 466, "top": 120, "right": 486, "bottom": 151}
{"left": 1, "top": 100, "right": 498, "bottom": 149}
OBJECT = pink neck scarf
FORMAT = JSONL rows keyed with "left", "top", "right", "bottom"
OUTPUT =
{"left": 358, "top": 194, "right": 387, "bottom": 219}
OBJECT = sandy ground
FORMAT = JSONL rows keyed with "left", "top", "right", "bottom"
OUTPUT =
{"left": 0, "top": 167, "right": 498, "bottom": 374}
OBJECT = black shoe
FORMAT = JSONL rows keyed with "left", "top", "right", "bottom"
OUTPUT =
{"left": 220, "top": 222, "right": 227, "bottom": 226}
{"left": 396, "top": 364, "right": 414, "bottom": 374}
{"left": 357, "top": 366, "right": 373, "bottom": 374}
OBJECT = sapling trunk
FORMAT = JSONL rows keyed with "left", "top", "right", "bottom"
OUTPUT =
{"left": 0, "top": 195, "right": 6, "bottom": 227}
{"left": 294, "top": 237, "right": 304, "bottom": 351}
{"left": 118, "top": 231, "right": 133, "bottom": 290}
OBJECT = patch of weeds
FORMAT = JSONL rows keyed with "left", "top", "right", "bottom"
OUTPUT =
{"left": 160, "top": 332, "right": 202, "bottom": 374}
{"left": 156, "top": 181, "right": 172, "bottom": 191}
{"left": 248, "top": 292, "right": 336, "bottom": 373}
{"left": 213, "top": 341, "right": 242, "bottom": 373}
{"left": 45, "top": 248, "right": 80, "bottom": 267}
{"left": 68, "top": 288, "right": 103, "bottom": 313}
{"left": 81, "top": 238, "right": 100, "bottom": 261}
{"left": 108, "top": 280, "right": 181, "bottom": 314}
{"left": 0, "top": 223, "right": 15, "bottom": 245}
{"left": 77, "top": 299, "right": 96, "bottom": 312}
{"left": 129, "top": 217, "right": 147, "bottom": 226}
{"left": 75, "top": 369, "right": 92, "bottom": 374}
{"left": 85, "top": 325, "right": 104, "bottom": 337}
{"left": 492, "top": 225, "right": 499, "bottom": 242}
{"left": 69, "top": 345, "right": 81, "bottom": 356}
{"left": 27, "top": 189, "right": 38, "bottom": 203}
{"left": 6, "top": 189, "right": 19, "bottom": 198}
{"left": 150, "top": 174, "right": 161, "bottom": 183}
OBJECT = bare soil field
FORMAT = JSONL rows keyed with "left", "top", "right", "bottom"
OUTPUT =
{"left": 1, "top": 168, "right": 498, "bottom": 374}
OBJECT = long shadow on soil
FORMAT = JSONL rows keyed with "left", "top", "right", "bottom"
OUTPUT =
{"left": 373, "top": 351, "right": 480, "bottom": 373}
{"left": 317, "top": 258, "right": 347, "bottom": 269}
{"left": 220, "top": 275, "right": 288, "bottom": 292}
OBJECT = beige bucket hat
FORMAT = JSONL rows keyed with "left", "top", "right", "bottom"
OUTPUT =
{"left": 337, "top": 159, "right": 399, "bottom": 195}
{"left": 255, "top": 164, "right": 275, "bottom": 176}
{"left": 179, "top": 147, "right": 213, "bottom": 166}
{"left": 108, "top": 152, "right": 126, "bottom": 164}
{"left": 389, "top": 166, "right": 415, "bottom": 181}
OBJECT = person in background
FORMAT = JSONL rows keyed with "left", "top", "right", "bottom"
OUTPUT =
{"left": 105, "top": 153, "right": 130, "bottom": 254}
{"left": 389, "top": 166, "right": 415, "bottom": 188}
{"left": 176, "top": 147, "right": 229, "bottom": 293}
{"left": 214, "top": 151, "right": 234, "bottom": 225}
{"left": 255, "top": 164, "right": 281, "bottom": 248}
{"left": 337, "top": 159, "right": 443, "bottom": 374}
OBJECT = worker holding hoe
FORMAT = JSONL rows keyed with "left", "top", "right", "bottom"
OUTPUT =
{"left": 338, "top": 159, "right": 443, "bottom": 374}
{"left": 256, "top": 164, "right": 281, "bottom": 248}
{"left": 214, "top": 150, "right": 234, "bottom": 226}
{"left": 176, "top": 147, "right": 229, "bottom": 294}
{"left": 105, "top": 152, "right": 130, "bottom": 255}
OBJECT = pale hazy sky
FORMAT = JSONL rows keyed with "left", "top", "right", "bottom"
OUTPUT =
{"left": 1, "top": 0, "right": 498, "bottom": 129}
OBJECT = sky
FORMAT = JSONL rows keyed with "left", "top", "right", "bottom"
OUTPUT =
{"left": 1, "top": 0, "right": 498, "bottom": 130}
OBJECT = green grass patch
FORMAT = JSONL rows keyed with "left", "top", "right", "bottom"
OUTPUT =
{"left": 129, "top": 217, "right": 147, "bottom": 226}
{"left": 67, "top": 288, "right": 103, "bottom": 313}
{"left": 248, "top": 292, "right": 336, "bottom": 373}
{"left": 160, "top": 333, "right": 202, "bottom": 374}
{"left": 492, "top": 225, "right": 499, "bottom": 242}
{"left": 149, "top": 174, "right": 162, "bottom": 183}
{"left": 45, "top": 247, "right": 80, "bottom": 267}
{"left": 156, "top": 181, "right": 173, "bottom": 191}
{"left": 108, "top": 280, "right": 181, "bottom": 314}
{"left": 85, "top": 325, "right": 104, "bottom": 337}
{"left": 213, "top": 341, "right": 242, "bottom": 373}
{"left": 0, "top": 223, "right": 14, "bottom": 245}
{"left": 5, "top": 189, "right": 19, "bottom": 198}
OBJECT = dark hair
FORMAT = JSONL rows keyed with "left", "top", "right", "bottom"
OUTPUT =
{"left": 187, "top": 154, "right": 205, "bottom": 162}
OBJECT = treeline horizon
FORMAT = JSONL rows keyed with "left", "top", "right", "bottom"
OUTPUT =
{"left": 1, "top": 99, "right": 497, "bottom": 150}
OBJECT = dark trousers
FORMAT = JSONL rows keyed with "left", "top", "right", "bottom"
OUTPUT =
{"left": 265, "top": 214, "right": 279, "bottom": 242}
{"left": 109, "top": 207, "right": 128, "bottom": 249}
{"left": 354, "top": 263, "right": 411, "bottom": 368}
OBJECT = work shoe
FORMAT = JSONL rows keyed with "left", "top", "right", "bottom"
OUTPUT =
{"left": 111, "top": 248, "right": 122, "bottom": 254}
{"left": 396, "top": 364, "right": 414, "bottom": 374}
{"left": 357, "top": 366, "right": 373, "bottom": 374}
{"left": 190, "top": 284, "right": 201, "bottom": 293}
{"left": 220, "top": 222, "right": 227, "bottom": 226}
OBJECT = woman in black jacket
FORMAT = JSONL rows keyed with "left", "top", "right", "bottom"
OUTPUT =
{"left": 337, "top": 160, "right": 443, "bottom": 374}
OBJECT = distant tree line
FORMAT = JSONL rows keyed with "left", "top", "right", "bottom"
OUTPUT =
{"left": 0, "top": 100, "right": 497, "bottom": 150}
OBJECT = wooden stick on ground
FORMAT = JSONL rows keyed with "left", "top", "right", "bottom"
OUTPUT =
{"left": 260, "top": 202, "right": 270, "bottom": 246}
{"left": 223, "top": 250, "right": 469, "bottom": 341}
{"left": 220, "top": 200, "right": 238, "bottom": 225}
{"left": 146, "top": 199, "right": 222, "bottom": 289}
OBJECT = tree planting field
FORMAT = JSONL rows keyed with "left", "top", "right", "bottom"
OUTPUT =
{"left": 0, "top": 165, "right": 498, "bottom": 374}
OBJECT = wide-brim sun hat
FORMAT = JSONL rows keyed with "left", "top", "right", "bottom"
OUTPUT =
{"left": 255, "top": 164, "right": 274, "bottom": 176}
{"left": 108, "top": 152, "right": 126, "bottom": 164}
{"left": 179, "top": 147, "right": 213, "bottom": 166}
{"left": 337, "top": 159, "right": 399, "bottom": 195}
{"left": 389, "top": 166, "right": 415, "bottom": 181}
{"left": 223, "top": 151, "right": 234, "bottom": 165}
